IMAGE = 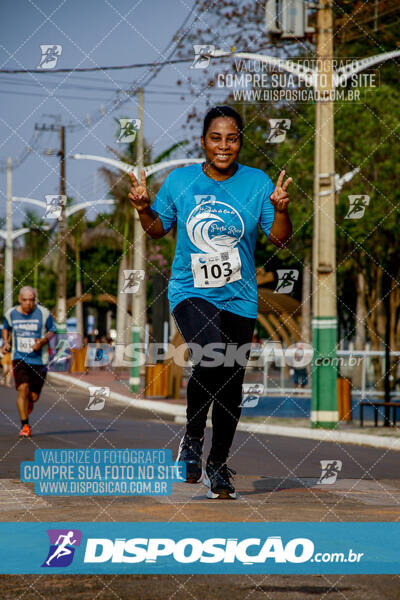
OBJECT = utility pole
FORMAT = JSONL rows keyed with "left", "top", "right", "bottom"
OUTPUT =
{"left": 74, "top": 218, "right": 84, "bottom": 339}
{"left": 130, "top": 88, "right": 145, "bottom": 393}
{"left": 311, "top": 0, "right": 338, "bottom": 428}
{"left": 4, "top": 157, "right": 13, "bottom": 312}
{"left": 35, "top": 121, "right": 68, "bottom": 333}
{"left": 383, "top": 268, "right": 391, "bottom": 425}
{"left": 56, "top": 125, "right": 67, "bottom": 333}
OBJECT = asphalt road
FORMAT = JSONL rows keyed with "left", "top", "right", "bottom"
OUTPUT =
{"left": 1, "top": 380, "right": 400, "bottom": 599}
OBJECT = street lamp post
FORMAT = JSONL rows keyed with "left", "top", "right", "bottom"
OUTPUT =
{"left": 0, "top": 223, "right": 50, "bottom": 298}
{"left": 0, "top": 226, "right": 49, "bottom": 241}
{"left": 9, "top": 196, "right": 116, "bottom": 335}
{"left": 70, "top": 154, "right": 203, "bottom": 178}
{"left": 130, "top": 88, "right": 145, "bottom": 392}
{"left": 4, "top": 158, "right": 13, "bottom": 313}
{"left": 55, "top": 125, "right": 67, "bottom": 334}
{"left": 13, "top": 197, "right": 116, "bottom": 217}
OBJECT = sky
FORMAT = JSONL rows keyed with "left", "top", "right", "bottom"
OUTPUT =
{"left": 0, "top": 0, "right": 225, "bottom": 227}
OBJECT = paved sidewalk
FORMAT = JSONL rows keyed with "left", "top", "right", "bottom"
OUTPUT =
{"left": 48, "top": 367, "right": 187, "bottom": 417}
{"left": 47, "top": 369, "right": 400, "bottom": 451}
{"left": 57, "top": 368, "right": 185, "bottom": 406}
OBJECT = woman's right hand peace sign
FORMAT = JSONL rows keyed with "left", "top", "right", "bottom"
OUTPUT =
{"left": 128, "top": 169, "right": 150, "bottom": 213}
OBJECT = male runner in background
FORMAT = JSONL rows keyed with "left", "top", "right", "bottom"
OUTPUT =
{"left": 2, "top": 286, "right": 57, "bottom": 437}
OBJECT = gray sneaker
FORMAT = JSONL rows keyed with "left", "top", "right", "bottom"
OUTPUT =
{"left": 203, "top": 460, "right": 237, "bottom": 499}
{"left": 176, "top": 434, "right": 203, "bottom": 483}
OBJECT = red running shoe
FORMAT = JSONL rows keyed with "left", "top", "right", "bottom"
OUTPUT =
{"left": 19, "top": 424, "right": 31, "bottom": 438}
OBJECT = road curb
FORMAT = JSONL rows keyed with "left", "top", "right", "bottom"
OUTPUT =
{"left": 48, "top": 372, "right": 400, "bottom": 452}
{"left": 47, "top": 372, "right": 186, "bottom": 418}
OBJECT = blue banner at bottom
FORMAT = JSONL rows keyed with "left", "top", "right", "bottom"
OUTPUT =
{"left": 0, "top": 522, "right": 398, "bottom": 574}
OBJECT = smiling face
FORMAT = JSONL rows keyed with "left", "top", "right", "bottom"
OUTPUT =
{"left": 201, "top": 116, "right": 241, "bottom": 176}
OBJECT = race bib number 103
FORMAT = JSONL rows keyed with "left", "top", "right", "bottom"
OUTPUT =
{"left": 191, "top": 248, "right": 242, "bottom": 288}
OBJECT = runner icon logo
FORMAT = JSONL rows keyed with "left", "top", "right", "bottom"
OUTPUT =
{"left": 117, "top": 119, "right": 141, "bottom": 143}
{"left": 317, "top": 460, "right": 342, "bottom": 485}
{"left": 86, "top": 387, "right": 110, "bottom": 411}
{"left": 37, "top": 45, "right": 62, "bottom": 70}
{"left": 121, "top": 270, "right": 145, "bottom": 293}
{"left": 274, "top": 269, "right": 299, "bottom": 294}
{"left": 191, "top": 45, "right": 215, "bottom": 69}
{"left": 44, "top": 195, "right": 66, "bottom": 220}
{"left": 266, "top": 119, "right": 291, "bottom": 143}
{"left": 42, "top": 529, "right": 82, "bottom": 567}
{"left": 345, "top": 195, "right": 370, "bottom": 219}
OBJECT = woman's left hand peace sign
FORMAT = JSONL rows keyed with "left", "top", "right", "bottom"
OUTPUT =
{"left": 270, "top": 170, "right": 292, "bottom": 213}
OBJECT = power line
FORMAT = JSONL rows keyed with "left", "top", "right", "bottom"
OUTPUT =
{"left": 0, "top": 130, "right": 45, "bottom": 173}
{"left": 1, "top": 0, "right": 271, "bottom": 171}
{"left": 0, "top": 78, "right": 207, "bottom": 95}
{"left": 0, "top": 73, "right": 206, "bottom": 91}
{"left": 0, "top": 88, "right": 119, "bottom": 102}
{"left": 0, "top": 3, "right": 201, "bottom": 167}
{"left": 0, "top": 57, "right": 194, "bottom": 74}
{"left": 51, "top": 4, "right": 203, "bottom": 132}
{"left": 0, "top": 71, "right": 147, "bottom": 85}
{"left": 0, "top": 79, "right": 201, "bottom": 98}
{"left": 0, "top": 86, "right": 224, "bottom": 101}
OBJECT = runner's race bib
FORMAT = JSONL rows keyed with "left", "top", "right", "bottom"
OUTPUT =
{"left": 191, "top": 248, "right": 242, "bottom": 288}
{"left": 16, "top": 337, "right": 36, "bottom": 353}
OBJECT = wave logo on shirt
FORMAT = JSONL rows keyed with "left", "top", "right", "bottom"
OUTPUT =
{"left": 187, "top": 196, "right": 244, "bottom": 253}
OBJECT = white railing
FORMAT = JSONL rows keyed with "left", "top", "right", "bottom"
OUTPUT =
{"left": 253, "top": 349, "right": 400, "bottom": 399}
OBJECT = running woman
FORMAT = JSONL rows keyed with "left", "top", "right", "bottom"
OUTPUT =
{"left": 2, "top": 286, "right": 57, "bottom": 437}
{"left": 128, "top": 106, "right": 292, "bottom": 498}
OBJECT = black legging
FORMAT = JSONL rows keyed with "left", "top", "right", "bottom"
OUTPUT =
{"left": 172, "top": 297, "right": 255, "bottom": 464}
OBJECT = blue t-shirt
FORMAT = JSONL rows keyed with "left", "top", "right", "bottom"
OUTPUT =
{"left": 3, "top": 304, "right": 57, "bottom": 365}
{"left": 151, "top": 163, "right": 275, "bottom": 318}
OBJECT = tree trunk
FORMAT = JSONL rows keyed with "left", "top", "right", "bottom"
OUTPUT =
{"left": 364, "top": 265, "right": 385, "bottom": 390}
{"left": 388, "top": 269, "right": 399, "bottom": 394}
{"left": 125, "top": 244, "right": 133, "bottom": 343}
{"left": 355, "top": 273, "right": 366, "bottom": 350}
{"left": 390, "top": 277, "right": 400, "bottom": 350}
{"left": 301, "top": 252, "right": 311, "bottom": 343}
{"left": 353, "top": 272, "right": 367, "bottom": 387}
{"left": 75, "top": 238, "right": 84, "bottom": 338}
{"left": 116, "top": 254, "right": 129, "bottom": 345}
{"left": 75, "top": 279, "right": 84, "bottom": 337}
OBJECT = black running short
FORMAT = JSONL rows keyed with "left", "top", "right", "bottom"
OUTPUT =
{"left": 12, "top": 360, "right": 47, "bottom": 395}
